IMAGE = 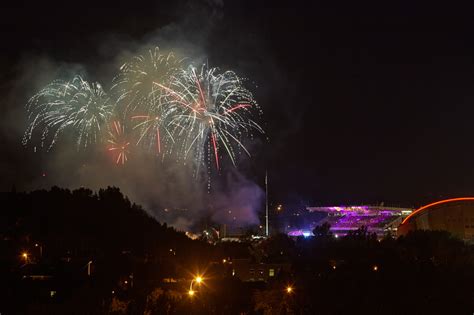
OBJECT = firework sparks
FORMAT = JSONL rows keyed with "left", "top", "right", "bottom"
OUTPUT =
{"left": 107, "top": 120, "right": 130, "bottom": 165}
{"left": 23, "top": 76, "right": 114, "bottom": 150}
{"left": 112, "top": 47, "right": 182, "bottom": 117}
{"left": 165, "top": 64, "right": 264, "bottom": 170}
{"left": 131, "top": 115, "right": 164, "bottom": 154}
{"left": 23, "top": 48, "right": 264, "bottom": 174}
{"left": 112, "top": 47, "right": 184, "bottom": 155}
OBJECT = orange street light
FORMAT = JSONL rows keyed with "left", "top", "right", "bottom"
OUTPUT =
{"left": 188, "top": 275, "right": 204, "bottom": 297}
{"left": 286, "top": 286, "right": 294, "bottom": 294}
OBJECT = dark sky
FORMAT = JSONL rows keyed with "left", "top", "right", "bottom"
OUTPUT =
{"left": 2, "top": 0, "right": 474, "bottom": 209}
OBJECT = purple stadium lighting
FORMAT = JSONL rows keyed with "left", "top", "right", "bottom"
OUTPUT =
{"left": 287, "top": 205, "right": 413, "bottom": 238}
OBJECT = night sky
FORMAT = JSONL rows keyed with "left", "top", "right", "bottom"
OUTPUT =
{"left": 2, "top": 0, "right": 474, "bottom": 212}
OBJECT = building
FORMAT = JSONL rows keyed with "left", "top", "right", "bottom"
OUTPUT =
{"left": 398, "top": 197, "right": 474, "bottom": 242}
{"left": 287, "top": 205, "right": 413, "bottom": 238}
{"left": 230, "top": 259, "right": 291, "bottom": 282}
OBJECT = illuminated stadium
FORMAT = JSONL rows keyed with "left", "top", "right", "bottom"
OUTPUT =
{"left": 398, "top": 197, "right": 474, "bottom": 242}
{"left": 287, "top": 205, "right": 413, "bottom": 238}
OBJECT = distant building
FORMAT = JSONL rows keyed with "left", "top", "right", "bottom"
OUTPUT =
{"left": 218, "top": 224, "right": 247, "bottom": 242}
{"left": 230, "top": 259, "right": 290, "bottom": 282}
{"left": 398, "top": 197, "right": 474, "bottom": 242}
{"left": 288, "top": 205, "right": 413, "bottom": 238}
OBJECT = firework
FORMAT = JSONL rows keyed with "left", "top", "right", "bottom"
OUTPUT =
{"left": 23, "top": 76, "right": 114, "bottom": 150}
{"left": 164, "top": 64, "right": 264, "bottom": 170}
{"left": 111, "top": 47, "right": 184, "bottom": 155}
{"left": 112, "top": 47, "right": 182, "bottom": 117}
{"left": 131, "top": 115, "right": 165, "bottom": 154}
{"left": 23, "top": 48, "right": 264, "bottom": 173}
{"left": 107, "top": 120, "right": 131, "bottom": 165}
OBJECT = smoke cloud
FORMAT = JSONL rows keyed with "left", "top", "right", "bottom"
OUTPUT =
{"left": 211, "top": 170, "right": 264, "bottom": 226}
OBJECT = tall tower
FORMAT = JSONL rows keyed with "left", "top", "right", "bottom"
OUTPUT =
{"left": 265, "top": 171, "right": 269, "bottom": 237}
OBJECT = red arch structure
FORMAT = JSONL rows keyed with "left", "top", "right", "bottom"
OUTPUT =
{"left": 401, "top": 197, "right": 474, "bottom": 225}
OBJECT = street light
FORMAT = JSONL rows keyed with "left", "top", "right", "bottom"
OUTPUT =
{"left": 22, "top": 252, "right": 28, "bottom": 263}
{"left": 286, "top": 286, "right": 294, "bottom": 294}
{"left": 188, "top": 275, "right": 204, "bottom": 297}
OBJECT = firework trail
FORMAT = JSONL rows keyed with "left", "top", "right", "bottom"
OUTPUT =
{"left": 164, "top": 64, "right": 264, "bottom": 171}
{"left": 23, "top": 75, "right": 114, "bottom": 150}
{"left": 107, "top": 120, "right": 131, "bottom": 165}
